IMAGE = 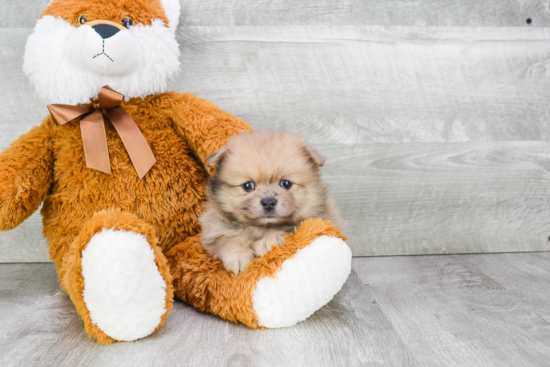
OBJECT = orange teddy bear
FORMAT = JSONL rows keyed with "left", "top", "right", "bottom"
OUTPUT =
{"left": 0, "top": 0, "right": 351, "bottom": 344}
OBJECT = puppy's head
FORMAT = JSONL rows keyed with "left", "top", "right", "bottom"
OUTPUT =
{"left": 207, "top": 131, "right": 327, "bottom": 227}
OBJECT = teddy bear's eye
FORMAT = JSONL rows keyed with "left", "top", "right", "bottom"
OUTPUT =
{"left": 122, "top": 17, "right": 133, "bottom": 28}
{"left": 242, "top": 181, "right": 255, "bottom": 192}
{"left": 78, "top": 15, "right": 88, "bottom": 25}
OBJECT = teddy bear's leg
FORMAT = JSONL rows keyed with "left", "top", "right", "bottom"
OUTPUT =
{"left": 166, "top": 218, "right": 351, "bottom": 328}
{"left": 59, "top": 209, "right": 173, "bottom": 344}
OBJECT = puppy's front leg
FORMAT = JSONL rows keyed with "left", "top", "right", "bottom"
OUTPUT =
{"left": 253, "top": 232, "right": 287, "bottom": 257}
{"left": 216, "top": 239, "right": 255, "bottom": 275}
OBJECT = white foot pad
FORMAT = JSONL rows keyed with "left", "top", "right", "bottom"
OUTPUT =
{"left": 252, "top": 235, "right": 352, "bottom": 328}
{"left": 81, "top": 229, "right": 167, "bottom": 341}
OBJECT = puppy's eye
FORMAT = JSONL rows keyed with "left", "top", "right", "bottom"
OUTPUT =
{"left": 242, "top": 181, "right": 255, "bottom": 192}
{"left": 122, "top": 17, "right": 133, "bottom": 28}
{"left": 280, "top": 180, "right": 293, "bottom": 190}
{"left": 78, "top": 15, "right": 88, "bottom": 25}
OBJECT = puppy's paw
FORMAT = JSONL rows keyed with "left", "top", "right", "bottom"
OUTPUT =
{"left": 220, "top": 248, "right": 256, "bottom": 275}
{"left": 253, "top": 233, "right": 286, "bottom": 257}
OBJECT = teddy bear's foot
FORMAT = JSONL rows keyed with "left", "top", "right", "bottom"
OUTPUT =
{"left": 61, "top": 209, "right": 173, "bottom": 344}
{"left": 167, "top": 218, "right": 351, "bottom": 329}
{"left": 81, "top": 229, "right": 169, "bottom": 341}
{"left": 252, "top": 235, "right": 351, "bottom": 328}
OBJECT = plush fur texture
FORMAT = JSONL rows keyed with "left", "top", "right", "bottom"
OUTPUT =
{"left": 167, "top": 218, "right": 347, "bottom": 328}
{"left": 0, "top": 125, "right": 53, "bottom": 231}
{"left": 82, "top": 229, "right": 169, "bottom": 341}
{"left": 38, "top": 92, "right": 251, "bottom": 271}
{"left": 1, "top": 0, "right": 352, "bottom": 343}
{"left": 200, "top": 131, "right": 344, "bottom": 274}
{"left": 157, "top": 0, "right": 180, "bottom": 32}
{"left": 253, "top": 234, "right": 351, "bottom": 327}
{"left": 0, "top": 92, "right": 252, "bottom": 343}
{"left": 24, "top": 0, "right": 180, "bottom": 104}
{"left": 60, "top": 209, "right": 173, "bottom": 344}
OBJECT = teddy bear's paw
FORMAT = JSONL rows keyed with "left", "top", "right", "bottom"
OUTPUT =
{"left": 81, "top": 229, "right": 169, "bottom": 342}
{"left": 252, "top": 235, "right": 351, "bottom": 328}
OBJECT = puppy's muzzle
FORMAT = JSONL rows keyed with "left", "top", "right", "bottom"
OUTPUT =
{"left": 261, "top": 197, "right": 277, "bottom": 212}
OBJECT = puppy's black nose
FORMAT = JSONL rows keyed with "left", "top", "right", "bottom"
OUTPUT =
{"left": 261, "top": 197, "right": 277, "bottom": 211}
{"left": 92, "top": 24, "right": 121, "bottom": 39}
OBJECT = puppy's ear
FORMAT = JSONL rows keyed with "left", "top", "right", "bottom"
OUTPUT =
{"left": 304, "top": 145, "right": 326, "bottom": 167}
{"left": 207, "top": 146, "right": 229, "bottom": 168}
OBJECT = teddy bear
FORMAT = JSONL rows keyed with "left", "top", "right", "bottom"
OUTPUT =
{"left": 0, "top": 0, "right": 351, "bottom": 344}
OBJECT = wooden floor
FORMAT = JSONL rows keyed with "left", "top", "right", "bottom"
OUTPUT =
{"left": 1, "top": 253, "right": 549, "bottom": 366}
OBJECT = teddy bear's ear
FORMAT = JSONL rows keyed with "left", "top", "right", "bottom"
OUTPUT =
{"left": 207, "top": 146, "right": 229, "bottom": 168}
{"left": 159, "top": 0, "right": 181, "bottom": 32}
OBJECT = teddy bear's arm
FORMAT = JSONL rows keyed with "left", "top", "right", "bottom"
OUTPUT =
{"left": 168, "top": 93, "right": 252, "bottom": 175}
{"left": 0, "top": 120, "right": 54, "bottom": 231}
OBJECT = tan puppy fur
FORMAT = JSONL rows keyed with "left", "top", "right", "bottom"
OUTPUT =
{"left": 199, "top": 131, "right": 343, "bottom": 274}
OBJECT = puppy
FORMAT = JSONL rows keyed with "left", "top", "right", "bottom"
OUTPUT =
{"left": 199, "top": 130, "right": 343, "bottom": 274}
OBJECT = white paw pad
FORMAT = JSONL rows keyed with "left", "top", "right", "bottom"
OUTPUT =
{"left": 81, "top": 229, "right": 167, "bottom": 341}
{"left": 252, "top": 235, "right": 352, "bottom": 328}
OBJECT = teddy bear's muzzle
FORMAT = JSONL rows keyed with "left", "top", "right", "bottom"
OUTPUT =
{"left": 92, "top": 24, "right": 121, "bottom": 40}
{"left": 66, "top": 21, "right": 142, "bottom": 77}
{"left": 86, "top": 19, "right": 126, "bottom": 39}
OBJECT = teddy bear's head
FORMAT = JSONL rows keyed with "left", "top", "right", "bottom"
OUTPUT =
{"left": 23, "top": 0, "right": 181, "bottom": 105}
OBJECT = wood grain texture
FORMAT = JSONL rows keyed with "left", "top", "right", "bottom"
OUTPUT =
{"left": 2, "top": 2, "right": 550, "bottom": 261}
{"left": 2, "top": 255, "right": 550, "bottom": 366}
{"left": 0, "top": 0, "right": 51, "bottom": 28}
{"left": 177, "top": 0, "right": 550, "bottom": 27}
{"left": 3, "top": 26, "right": 550, "bottom": 146}
{"left": 2, "top": 141, "right": 550, "bottom": 262}
{"left": 0, "top": 30, "right": 47, "bottom": 149}
{"left": 320, "top": 141, "right": 550, "bottom": 256}
{"left": 0, "top": 212, "right": 47, "bottom": 262}
{"left": 174, "top": 26, "right": 550, "bottom": 144}
{"left": 2, "top": 0, "right": 549, "bottom": 28}
{"left": 354, "top": 253, "right": 550, "bottom": 366}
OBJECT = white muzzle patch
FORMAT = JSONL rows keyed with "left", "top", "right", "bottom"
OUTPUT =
{"left": 67, "top": 24, "right": 142, "bottom": 77}
{"left": 24, "top": 16, "right": 180, "bottom": 105}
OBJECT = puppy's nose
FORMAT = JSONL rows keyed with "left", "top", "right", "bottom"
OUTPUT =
{"left": 261, "top": 197, "right": 277, "bottom": 211}
{"left": 92, "top": 24, "right": 121, "bottom": 39}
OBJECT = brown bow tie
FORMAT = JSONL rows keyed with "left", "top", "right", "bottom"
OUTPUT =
{"left": 47, "top": 86, "right": 156, "bottom": 179}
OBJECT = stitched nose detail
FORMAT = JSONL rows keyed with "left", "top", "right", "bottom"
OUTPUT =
{"left": 92, "top": 24, "right": 121, "bottom": 39}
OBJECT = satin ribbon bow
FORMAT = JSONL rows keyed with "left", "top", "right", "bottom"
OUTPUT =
{"left": 47, "top": 86, "right": 156, "bottom": 179}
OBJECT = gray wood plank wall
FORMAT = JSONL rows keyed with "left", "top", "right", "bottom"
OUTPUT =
{"left": 177, "top": 26, "right": 550, "bottom": 143}
{"left": 2, "top": 0, "right": 549, "bottom": 27}
{"left": 322, "top": 142, "right": 550, "bottom": 256}
{"left": 1, "top": 1, "right": 550, "bottom": 262}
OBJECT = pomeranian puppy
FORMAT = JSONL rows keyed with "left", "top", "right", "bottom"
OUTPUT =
{"left": 199, "top": 130, "right": 343, "bottom": 274}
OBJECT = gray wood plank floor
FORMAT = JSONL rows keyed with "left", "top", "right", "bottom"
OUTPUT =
{"left": 1, "top": 253, "right": 549, "bottom": 366}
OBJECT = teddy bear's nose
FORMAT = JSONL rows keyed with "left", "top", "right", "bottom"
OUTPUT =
{"left": 92, "top": 24, "right": 121, "bottom": 40}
